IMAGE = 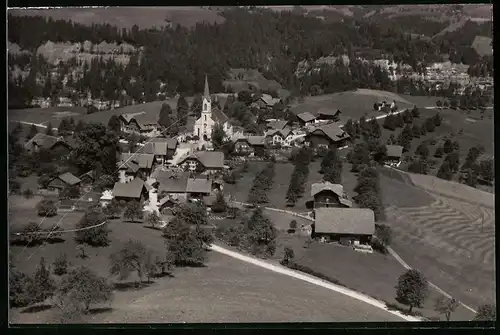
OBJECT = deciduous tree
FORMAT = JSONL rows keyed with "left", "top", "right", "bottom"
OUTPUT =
{"left": 53, "top": 253, "right": 69, "bottom": 276}
{"left": 109, "top": 239, "right": 151, "bottom": 284}
{"left": 474, "top": 303, "right": 496, "bottom": 321}
{"left": 75, "top": 210, "right": 109, "bottom": 247}
{"left": 434, "top": 296, "right": 459, "bottom": 321}
{"left": 395, "top": 269, "right": 429, "bottom": 314}
{"left": 123, "top": 200, "right": 144, "bottom": 222}
{"left": 29, "top": 257, "right": 56, "bottom": 305}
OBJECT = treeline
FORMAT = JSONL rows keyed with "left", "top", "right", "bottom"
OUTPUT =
{"left": 248, "top": 161, "right": 276, "bottom": 204}
{"left": 286, "top": 147, "right": 313, "bottom": 207}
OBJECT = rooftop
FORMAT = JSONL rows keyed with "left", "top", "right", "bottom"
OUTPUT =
{"left": 112, "top": 178, "right": 147, "bottom": 199}
{"left": 314, "top": 208, "right": 375, "bottom": 236}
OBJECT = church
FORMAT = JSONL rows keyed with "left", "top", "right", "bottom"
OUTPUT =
{"left": 193, "top": 76, "right": 233, "bottom": 146}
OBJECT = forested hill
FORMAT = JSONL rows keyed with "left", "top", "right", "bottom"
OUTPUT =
{"left": 8, "top": 7, "right": 493, "bottom": 105}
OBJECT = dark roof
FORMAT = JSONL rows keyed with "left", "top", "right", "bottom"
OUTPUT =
{"left": 24, "top": 133, "right": 63, "bottom": 150}
{"left": 309, "top": 123, "right": 349, "bottom": 143}
{"left": 297, "top": 112, "right": 316, "bottom": 123}
{"left": 268, "top": 120, "right": 288, "bottom": 131}
{"left": 310, "top": 182, "right": 352, "bottom": 207}
{"left": 120, "top": 153, "right": 155, "bottom": 170}
{"left": 140, "top": 142, "right": 168, "bottom": 156}
{"left": 186, "top": 178, "right": 212, "bottom": 194}
{"left": 211, "top": 107, "right": 229, "bottom": 124}
{"left": 56, "top": 172, "right": 82, "bottom": 186}
{"left": 247, "top": 136, "right": 266, "bottom": 146}
{"left": 158, "top": 176, "right": 188, "bottom": 194}
{"left": 179, "top": 151, "right": 224, "bottom": 169}
{"left": 386, "top": 145, "right": 403, "bottom": 158}
{"left": 317, "top": 108, "right": 341, "bottom": 117}
{"left": 120, "top": 111, "right": 159, "bottom": 129}
{"left": 112, "top": 178, "right": 147, "bottom": 199}
{"left": 314, "top": 208, "right": 375, "bottom": 235}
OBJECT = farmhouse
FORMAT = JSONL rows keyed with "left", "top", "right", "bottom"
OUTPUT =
{"left": 306, "top": 182, "right": 352, "bottom": 210}
{"left": 47, "top": 172, "right": 82, "bottom": 191}
{"left": 24, "top": 133, "right": 72, "bottom": 155}
{"left": 193, "top": 76, "right": 233, "bottom": 142}
{"left": 255, "top": 93, "right": 281, "bottom": 110}
{"left": 265, "top": 127, "right": 293, "bottom": 147}
{"left": 316, "top": 108, "right": 341, "bottom": 122}
{"left": 266, "top": 120, "right": 290, "bottom": 131}
{"left": 112, "top": 178, "right": 149, "bottom": 202}
{"left": 385, "top": 145, "right": 404, "bottom": 166}
{"left": 140, "top": 137, "right": 178, "bottom": 164}
{"left": 178, "top": 151, "right": 225, "bottom": 174}
{"left": 119, "top": 111, "right": 161, "bottom": 138}
{"left": 296, "top": 112, "right": 317, "bottom": 127}
{"left": 232, "top": 135, "right": 266, "bottom": 156}
{"left": 305, "top": 123, "right": 350, "bottom": 149}
{"left": 311, "top": 207, "right": 375, "bottom": 245}
{"left": 118, "top": 153, "right": 155, "bottom": 183}
{"left": 156, "top": 171, "right": 215, "bottom": 210}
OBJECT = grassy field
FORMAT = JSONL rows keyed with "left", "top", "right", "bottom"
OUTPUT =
{"left": 270, "top": 232, "right": 474, "bottom": 321}
{"left": 10, "top": 220, "right": 404, "bottom": 323}
{"left": 290, "top": 89, "right": 415, "bottom": 123}
{"left": 379, "top": 167, "right": 495, "bottom": 311}
{"left": 471, "top": 35, "right": 493, "bottom": 57}
{"left": 9, "top": 7, "right": 225, "bottom": 29}
{"left": 223, "top": 68, "right": 284, "bottom": 93}
{"left": 9, "top": 107, "right": 87, "bottom": 127}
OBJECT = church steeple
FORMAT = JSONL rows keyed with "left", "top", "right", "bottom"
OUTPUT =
{"left": 203, "top": 74, "right": 210, "bottom": 101}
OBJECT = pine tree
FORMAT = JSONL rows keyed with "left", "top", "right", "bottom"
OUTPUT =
{"left": 29, "top": 257, "right": 56, "bottom": 304}
{"left": 27, "top": 124, "right": 38, "bottom": 140}
{"left": 45, "top": 122, "right": 54, "bottom": 136}
{"left": 176, "top": 95, "right": 189, "bottom": 127}
{"left": 158, "top": 103, "right": 173, "bottom": 129}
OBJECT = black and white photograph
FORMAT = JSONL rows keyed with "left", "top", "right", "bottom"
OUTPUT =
{"left": 7, "top": 4, "right": 495, "bottom": 324}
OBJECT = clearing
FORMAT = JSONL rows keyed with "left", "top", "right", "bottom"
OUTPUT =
{"left": 379, "top": 167, "right": 495, "bottom": 311}
{"left": 9, "top": 107, "right": 87, "bottom": 128}
{"left": 471, "top": 35, "right": 493, "bottom": 57}
{"left": 223, "top": 68, "right": 284, "bottom": 93}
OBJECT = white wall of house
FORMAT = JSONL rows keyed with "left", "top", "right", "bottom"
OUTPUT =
{"left": 119, "top": 170, "right": 135, "bottom": 183}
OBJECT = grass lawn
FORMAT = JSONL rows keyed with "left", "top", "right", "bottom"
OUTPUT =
{"left": 9, "top": 107, "right": 87, "bottom": 128}
{"left": 271, "top": 232, "right": 475, "bottom": 321}
{"left": 379, "top": 168, "right": 495, "bottom": 312}
{"left": 290, "top": 89, "right": 415, "bottom": 123}
{"left": 10, "top": 220, "right": 403, "bottom": 323}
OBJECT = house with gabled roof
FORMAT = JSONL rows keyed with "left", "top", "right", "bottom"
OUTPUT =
{"left": 231, "top": 134, "right": 266, "bottom": 156}
{"left": 384, "top": 145, "right": 404, "bottom": 166}
{"left": 178, "top": 151, "right": 225, "bottom": 175}
{"left": 296, "top": 112, "right": 317, "bottom": 127}
{"left": 118, "top": 153, "right": 155, "bottom": 183}
{"left": 305, "top": 123, "right": 350, "bottom": 149}
{"left": 316, "top": 108, "right": 342, "bottom": 122}
{"left": 139, "top": 137, "right": 178, "bottom": 164}
{"left": 47, "top": 172, "right": 82, "bottom": 191}
{"left": 306, "top": 181, "right": 352, "bottom": 210}
{"left": 312, "top": 207, "right": 375, "bottom": 245}
{"left": 24, "top": 133, "right": 72, "bottom": 156}
{"left": 112, "top": 178, "right": 149, "bottom": 202}
{"left": 266, "top": 119, "right": 290, "bottom": 132}
{"left": 119, "top": 111, "right": 161, "bottom": 138}
{"left": 265, "top": 127, "right": 293, "bottom": 147}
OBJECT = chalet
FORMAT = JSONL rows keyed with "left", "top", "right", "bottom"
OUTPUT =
{"left": 118, "top": 153, "right": 155, "bottom": 183}
{"left": 385, "top": 145, "right": 403, "bottom": 166}
{"left": 78, "top": 171, "right": 95, "bottom": 186}
{"left": 316, "top": 108, "right": 341, "bottom": 122}
{"left": 232, "top": 135, "right": 266, "bottom": 156}
{"left": 305, "top": 123, "right": 350, "bottom": 149}
{"left": 312, "top": 208, "right": 375, "bottom": 245}
{"left": 119, "top": 111, "right": 161, "bottom": 137}
{"left": 296, "top": 112, "right": 317, "bottom": 127}
{"left": 253, "top": 94, "right": 281, "bottom": 110}
{"left": 178, "top": 151, "right": 225, "bottom": 175}
{"left": 265, "top": 127, "right": 293, "bottom": 147}
{"left": 306, "top": 182, "right": 352, "bottom": 210}
{"left": 266, "top": 120, "right": 290, "bottom": 131}
{"left": 47, "top": 172, "right": 81, "bottom": 191}
{"left": 112, "top": 178, "right": 149, "bottom": 202}
{"left": 140, "top": 137, "right": 178, "bottom": 164}
{"left": 186, "top": 178, "right": 212, "bottom": 200}
{"left": 24, "top": 133, "right": 72, "bottom": 156}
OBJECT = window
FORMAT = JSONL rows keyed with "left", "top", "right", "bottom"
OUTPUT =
{"left": 204, "top": 115, "right": 207, "bottom": 121}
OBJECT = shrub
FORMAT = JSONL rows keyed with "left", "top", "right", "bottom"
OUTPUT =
{"left": 22, "top": 188, "right": 34, "bottom": 199}
{"left": 53, "top": 253, "right": 69, "bottom": 276}
{"left": 36, "top": 200, "right": 58, "bottom": 217}
{"left": 280, "top": 247, "right": 295, "bottom": 266}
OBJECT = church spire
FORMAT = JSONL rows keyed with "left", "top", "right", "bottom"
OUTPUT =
{"left": 203, "top": 74, "right": 210, "bottom": 101}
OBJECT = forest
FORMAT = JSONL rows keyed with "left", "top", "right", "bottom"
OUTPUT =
{"left": 8, "top": 7, "right": 493, "bottom": 108}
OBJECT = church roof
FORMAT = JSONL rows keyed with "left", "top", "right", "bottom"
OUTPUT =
{"left": 204, "top": 75, "right": 210, "bottom": 101}
{"left": 211, "top": 107, "right": 229, "bottom": 124}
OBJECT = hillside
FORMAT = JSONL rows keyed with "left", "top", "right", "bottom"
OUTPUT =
{"left": 8, "top": 7, "right": 225, "bottom": 29}
{"left": 223, "top": 68, "right": 284, "bottom": 93}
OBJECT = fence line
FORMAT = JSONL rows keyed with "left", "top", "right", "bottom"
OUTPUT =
{"left": 13, "top": 221, "right": 107, "bottom": 235}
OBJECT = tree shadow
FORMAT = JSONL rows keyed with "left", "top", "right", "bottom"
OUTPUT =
{"left": 154, "top": 272, "right": 175, "bottom": 279}
{"left": 175, "top": 261, "right": 207, "bottom": 268}
{"left": 113, "top": 281, "right": 155, "bottom": 292}
{"left": 87, "top": 307, "right": 113, "bottom": 315}
{"left": 21, "top": 304, "right": 53, "bottom": 314}
{"left": 47, "top": 237, "right": 65, "bottom": 244}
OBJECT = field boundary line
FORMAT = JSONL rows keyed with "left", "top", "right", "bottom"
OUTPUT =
{"left": 13, "top": 220, "right": 107, "bottom": 235}
{"left": 210, "top": 243, "right": 421, "bottom": 322}
{"left": 387, "top": 246, "right": 477, "bottom": 315}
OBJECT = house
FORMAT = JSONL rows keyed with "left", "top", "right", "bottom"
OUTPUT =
{"left": 193, "top": 75, "right": 233, "bottom": 143}
{"left": 178, "top": 151, "right": 225, "bottom": 174}
{"left": 232, "top": 135, "right": 266, "bottom": 156}
{"left": 118, "top": 153, "right": 155, "bottom": 183}
{"left": 100, "top": 190, "right": 114, "bottom": 207}
{"left": 47, "top": 172, "right": 82, "bottom": 191}
{"left": 306, "top": 182, "right": 352, "bottom": 210}
{"left": 305, "top": 123, "right": 350, "bottom": 149}
{"left": 316, "top": 108, "right": 341, "bottom": 122}
{"left": 140, "top": 137, "right": 178, "bottom": 164}
{"left": 156, "top": 171, "right": 214, "bottom": 210}
{"left": 119, "top": 111, "right": 161, "bottom": 137}
{"left": 265, "top": 127, "right": 293, "bottom": 147}
{"left": 266, "top": 120, "right": 289, "bottom": 131}
{"left": 112, "top": 178, "right": 149, "bottom": 202}
{"left": 385, "top": 145, "right": 403, "bottom": 166}
{"left": 255, "top": 93, "right": 281, "bottom": 110}
{"left": 186, "top": 178, "right": 212, "bottom": 199}
{"left": 311, "top": 207, "right": 375, "bottom": 245}
{"left": 78, "top": 171, "right": 95, "bottom": 190}
{"left": 296, "top": 112, "right": 317, "bottom": 127}
{"left": 24, "top": 133, "right": 72, "bottom": 156}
